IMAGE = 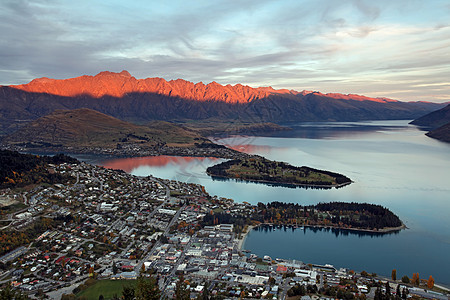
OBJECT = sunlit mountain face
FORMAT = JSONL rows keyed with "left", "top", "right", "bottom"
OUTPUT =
{"left": 0, "top": 71, "right": 445, "bottom": 138}
{"left": 12, "top": 70, "right": 402, "bottom": 103}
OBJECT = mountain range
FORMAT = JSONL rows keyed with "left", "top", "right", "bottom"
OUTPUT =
{"left": 0, "top": 71, "right": 446, "bottom": 136}
{"left": 410, "top": 104, "right": 450, "bottom": 143}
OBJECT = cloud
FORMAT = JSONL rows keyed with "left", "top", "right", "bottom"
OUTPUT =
{"left": 0, "top": 0, "right": 449, "bottom": 102}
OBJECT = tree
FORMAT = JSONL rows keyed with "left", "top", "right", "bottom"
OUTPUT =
{"left": 385, "top": 281, "right": 391, "bottom": 296}
{"left": 135, "top": 275, "right": 161, "bottom": 300}
{"left": 268, "top": 277, "right": 276, "bottom": 285}
{"left": 401, "top": 288, "right": 408, "bottom": 300}
{"left": 427, "top": 275, "right": 434, "bottom": 289}
{"left": 112, "top": 261, "right": 118, "bottom": 274}
{"left": 122, "top": 285, "right": 135, "bottom": 300}
{"left": 412, "top": 273, "right": 420, "bottom": 286}
{"left": 0, "top": 284, "right": 29, "bottom": 300}
{"left": 401, "top": 275, "right": 410, "bottom": 284}
{"left": 175, "top": 274, "right": 190, "bottom": 300}
{"left": 374, "top": 287, "right": 382, "bottom": 300}
{"left": 391, "top": 269, "right": 397, "bottom": 281}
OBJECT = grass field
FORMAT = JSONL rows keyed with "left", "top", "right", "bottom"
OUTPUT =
{"left": 76, "top": 279, "right": 135, "bottom": 299}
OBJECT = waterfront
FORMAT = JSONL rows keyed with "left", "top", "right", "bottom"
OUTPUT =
{"left": 99, "top": 120, "right": 450, "bottom": 285}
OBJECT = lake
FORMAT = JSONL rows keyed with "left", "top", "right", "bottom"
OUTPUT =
{"left": 98, "top": 120, "right": 450, "bottom": 285}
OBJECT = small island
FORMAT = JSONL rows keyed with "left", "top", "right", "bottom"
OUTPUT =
{"left": 206, "top": 157, "right": 352, "bottom": 188}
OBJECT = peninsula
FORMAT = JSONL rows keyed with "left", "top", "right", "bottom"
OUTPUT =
{"left": 206, "top": 157, "right": 352, "bottom": 188}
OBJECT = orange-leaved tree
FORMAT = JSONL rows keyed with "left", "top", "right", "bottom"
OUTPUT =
{"left": 427, "top": 275, "right": 434, "bottom": 289}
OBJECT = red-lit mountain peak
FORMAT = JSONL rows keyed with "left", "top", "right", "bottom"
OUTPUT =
{"left": 11, "top": 71, "right": 400, "bottom": 103}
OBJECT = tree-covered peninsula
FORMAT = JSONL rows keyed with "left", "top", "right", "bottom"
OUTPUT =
{"left": 202, "top": 201, "right": 404, "bottom": 233}
{"left": 206, "top": 157, "right": 352, "bottom": 188}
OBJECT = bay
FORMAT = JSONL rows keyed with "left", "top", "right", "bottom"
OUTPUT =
{"left": 97, "top": 120, "right": 450, "bottom": 285}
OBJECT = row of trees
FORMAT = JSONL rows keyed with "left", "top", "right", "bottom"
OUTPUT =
{"left": 399, "top": 272, "right": 435, "bottom": 289}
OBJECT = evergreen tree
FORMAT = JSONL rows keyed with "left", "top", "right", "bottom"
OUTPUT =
{"left": 374, "top": 287, "right": 382, "bottom": 300}
{"left": 135, "top": 275, "right": 161, "bottom": 300}
{"left": 175, "top": 274, "right": 190, "bottom": 300}
{"left": 112, "top": 261, "right": 118, "bottom": 274}
{"left": 0, "top": 284, "right": 29, "bottom": 300}
{"left": 385, "top": 281, "right": 391, "bottom": 296}
{"left": 401, "top": 288, "right": 408, "bottom": 300}
{"left": 122, "top": 285, "right": 135, "bottom": 300}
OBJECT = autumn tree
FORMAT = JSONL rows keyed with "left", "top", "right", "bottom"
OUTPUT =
{"left": 391, "top": 269, "right": 397, "bottom": 281}
{"left": 427, "top": 275, "right": 434, "bottom": 289}
{"left": 412, "top": 273, "right": 420, "bottom": 286}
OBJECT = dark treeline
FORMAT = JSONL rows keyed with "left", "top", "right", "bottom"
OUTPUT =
{"left": 0, "top": 150, "right": 79, "bottom": 188}
{"left": 206, "top": 159, "right": 240, "bottom": 177}
{"left": 255, "top": 201, "right": 402, "bottom": 230}
{"left": 316, "top": 202, "right": 402, "bottom": 229}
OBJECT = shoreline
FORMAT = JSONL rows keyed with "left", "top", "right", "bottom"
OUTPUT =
{"left": 237, "top": 225, "right": 256, "bottom": 250}
{"left": 246, "top": 222, "right": 407, "bottom": 236}
{"left": 207, "top": 172, "right": 352, "bottom": 189}
{"left": 0, "top": 144, "right": 254, "bottom": 161}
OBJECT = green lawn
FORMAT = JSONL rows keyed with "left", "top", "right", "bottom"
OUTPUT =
{"left": 76, "top": 279, "right": 135, "bottom": 299}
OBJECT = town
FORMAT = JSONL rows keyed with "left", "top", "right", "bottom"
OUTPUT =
{"left": 0, "top": 161, "right": 448, "bottom": 299}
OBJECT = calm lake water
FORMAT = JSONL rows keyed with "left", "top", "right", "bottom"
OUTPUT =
{"left": 98, "top": 120, "right": 450, "bottom": 285}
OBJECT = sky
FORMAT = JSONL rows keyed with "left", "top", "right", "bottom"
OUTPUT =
{"left": 1, "top": 0, "right": 449, "bottom": 103}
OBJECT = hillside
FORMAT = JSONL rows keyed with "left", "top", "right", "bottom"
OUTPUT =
{"left": 0, "top": 150, "right": 78, "bottom": 189}
{"left": 1, "top": 108, "right": 205, "bottom": 149}
{"left": 426, "top": 123, "right": 450, "bottom": 143}
{"left": 0, "top": 71, "right": 445, "bottom": 136}
{"left": 410, "top": 104, "right": 450, "bottom": 129}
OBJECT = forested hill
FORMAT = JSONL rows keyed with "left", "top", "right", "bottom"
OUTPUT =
{"left": 206, "top": 157, "right": 352, "bottom": 188}
{"left": 315, "top": 202, "right": 402, "bottom": 229}
{"left": 0, "top": 150, "right": 79, "bottom": 188}
{"left": 203, "top": 201, "right": 403, "bottom": 232}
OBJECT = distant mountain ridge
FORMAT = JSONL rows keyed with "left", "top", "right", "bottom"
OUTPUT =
{"left": 410, "top": 104, "right": 450, "bottom": 129}
{"left": 410, "top": 104, "right": 450, "bottom": 143}
{"left": 12, "top": 70, "right": 402, "bottom": 104}
{"left": 0, "top": 71, "right": 446, "bottom": 135}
